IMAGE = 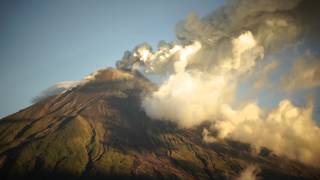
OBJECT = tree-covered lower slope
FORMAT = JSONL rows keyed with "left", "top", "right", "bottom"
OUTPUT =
{"left": 0, "top": 68, "right": 319, "bottom": 180}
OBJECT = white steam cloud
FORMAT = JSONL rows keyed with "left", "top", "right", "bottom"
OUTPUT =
{"left": 213, "top": 100, "right": 320, "bottom": 166}
{"left": 115, "top": 0, "right": 320, "bottom": 167}
{"left": 235, "top": 165, "right": 260, "bottom": 180}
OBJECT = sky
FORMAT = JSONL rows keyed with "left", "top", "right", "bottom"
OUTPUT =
{"left": 0, "top": 0, "right": 225, "bottom": 118}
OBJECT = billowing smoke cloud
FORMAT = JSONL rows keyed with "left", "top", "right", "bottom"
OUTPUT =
{"left": 213, "top": 100, "right": 320, "bottom": 166}
{"left": 140, "top": 31, "right": 263, "bottom": 127}
{"left": 115, "top": 0, "right": 320, "bottom": 167}
{"left": 235, "top": 165, "right": 260, "bottom": 180}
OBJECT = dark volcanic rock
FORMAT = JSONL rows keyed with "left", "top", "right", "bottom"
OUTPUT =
{"left": 0, "top": 68, "right": 319, "bottom": 180}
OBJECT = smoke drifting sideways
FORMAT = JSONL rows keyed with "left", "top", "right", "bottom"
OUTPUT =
{"left": 116, "top": 0, "right": 320, "bottom": 167}
{"left": 32, "top": 81, "right": 81, "bottom": 103}
{"left": 32, "top": 68, "right": 136, "bottom": 103}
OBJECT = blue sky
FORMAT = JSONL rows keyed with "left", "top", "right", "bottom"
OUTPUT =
{"left": 0, "top": 0, "right": 225, "bottom": 118}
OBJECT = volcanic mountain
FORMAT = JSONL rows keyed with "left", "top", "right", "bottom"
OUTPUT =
{"left": 0, "top": 68, "right": 319, "bottom": 180}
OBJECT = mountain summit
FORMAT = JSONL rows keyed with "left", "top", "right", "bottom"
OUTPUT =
{"left": 0, "top": 68, "right": 319, "bottom": 180}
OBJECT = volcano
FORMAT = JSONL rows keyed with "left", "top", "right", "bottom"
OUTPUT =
{"left": 0, "top": 68, "right": 319, "bottom": 180}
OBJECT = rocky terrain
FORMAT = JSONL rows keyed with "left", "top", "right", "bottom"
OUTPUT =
{"left": 0, "top": 68, "right": 319, "bottom": 180}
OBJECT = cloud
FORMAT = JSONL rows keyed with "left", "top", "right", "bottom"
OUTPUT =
{"left": 175, "top": 0, "right": 302, "bottom": 51}
{"left": 141, "top": 31, "right": 263, "bottom": 128}
{"left": 114, "top": 0, "right": 320, "bottom": 167}
{"left": 211, "top": 100, "right": 320, "bottom": 167}
{"left": 253, "top": 60, "right": 279, "bottom": 89}
{"left": 202, "top": 128, "right": 217, "bottom": 143}
{"left": 142, "top": 71, "right": 232, "bottom": 128}
{"left": 282, "top": 53, "right": 320, "bottom": 91}
{"left": 32, "top": 81, "right": 81, "bottom": 103}
{"left": 84, "top": 68, "right": 134, "bottom": 82}
{"left": 32, "top": 68, "right": 136, "bottom": 103}
{"left": 235, "top": 165, "right": 260, "bottom": 180}
{"left": 116, "top": 41, "right": 202, "bottom": 75}
{"left": 117, "top": 0, "right": 318, "bottom": 77}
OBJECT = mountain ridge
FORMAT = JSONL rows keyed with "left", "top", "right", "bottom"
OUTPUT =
{"left": 0, "top": 68, "right": 319, "bottom": 180}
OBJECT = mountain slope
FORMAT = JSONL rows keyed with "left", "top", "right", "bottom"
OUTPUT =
{"left": 0, "top": 68, "right": 319, "bottom": 180}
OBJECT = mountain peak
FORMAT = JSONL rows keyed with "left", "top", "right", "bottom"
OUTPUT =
{"left": 85, "top": 68, "right": 135, "bottom": 82}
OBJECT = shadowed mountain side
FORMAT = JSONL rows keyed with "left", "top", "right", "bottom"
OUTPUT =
{"left": 0, "top": 68, "right": 319, "bottom": 180}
